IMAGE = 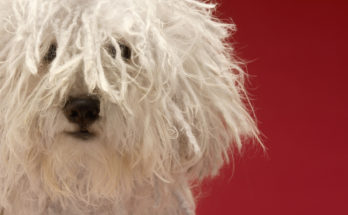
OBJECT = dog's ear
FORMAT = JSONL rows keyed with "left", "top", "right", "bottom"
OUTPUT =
{"left": 155, "top": 0, "right": 260, "bottom": 180}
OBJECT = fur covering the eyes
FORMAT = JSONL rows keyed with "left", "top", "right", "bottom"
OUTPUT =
{"left": 0, "top": 0, "right": 259, "bottom": 214}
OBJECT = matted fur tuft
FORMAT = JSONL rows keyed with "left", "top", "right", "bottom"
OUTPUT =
{"left": 0, "top": 0, "right": 259, "bottom": 214}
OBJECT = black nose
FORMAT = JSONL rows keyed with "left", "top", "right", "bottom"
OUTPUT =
{"left": 64, "top": 96, "right": 100, "bottom": 129}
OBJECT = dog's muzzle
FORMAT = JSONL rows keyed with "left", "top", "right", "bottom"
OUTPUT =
{"left": 63, "top": 96, "right": 100, "bottom": 139}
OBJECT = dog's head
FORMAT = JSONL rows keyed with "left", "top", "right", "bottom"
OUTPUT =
{"left": 0, "top": 0, "right": 258, "bottom": 206}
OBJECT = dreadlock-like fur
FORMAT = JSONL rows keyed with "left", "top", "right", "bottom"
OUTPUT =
{"left": 0, "top": 0, "right": 259, "bottom": 214}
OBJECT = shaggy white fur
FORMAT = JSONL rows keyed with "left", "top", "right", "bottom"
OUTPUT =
{"left": 0, "top": 0, "right": 259, "bottom": 214}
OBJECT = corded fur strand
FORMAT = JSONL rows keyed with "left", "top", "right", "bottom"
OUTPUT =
{"left": 0, "top": 0, "right": 260, "bottom": 214}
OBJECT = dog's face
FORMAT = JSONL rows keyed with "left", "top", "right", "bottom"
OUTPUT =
{"left": 0, "top": 0, "right": 258, "bottom": 208}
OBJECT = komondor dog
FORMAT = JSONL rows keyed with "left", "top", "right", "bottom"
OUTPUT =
{"left": 0, "top": 0, "right": 259, "bottom": 214}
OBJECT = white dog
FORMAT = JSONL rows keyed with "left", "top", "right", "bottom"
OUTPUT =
{"left": 0, "top": 0, "right": 259, "bottom": 214}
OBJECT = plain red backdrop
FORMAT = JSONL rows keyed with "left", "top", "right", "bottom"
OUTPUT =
{"left": 196, "top": 0, "right": 348, "bottom": 215}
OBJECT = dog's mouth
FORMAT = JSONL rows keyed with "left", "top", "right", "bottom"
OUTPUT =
{"left": 66, "top": 129, "right": 96, "bottom": 140}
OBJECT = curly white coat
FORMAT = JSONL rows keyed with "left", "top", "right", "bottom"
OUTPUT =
{"left": 0, "top": 0, "right": 259, "bottom": 214}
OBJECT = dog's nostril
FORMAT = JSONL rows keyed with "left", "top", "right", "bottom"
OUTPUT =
{"left": 64, "top": 96, "right": 100, "bottom": 128}
{"left": 70, "top": 110, "right": 78, "bottom": 118}
{"left": 86, "top": 110, "right": 97, "bottom": 119}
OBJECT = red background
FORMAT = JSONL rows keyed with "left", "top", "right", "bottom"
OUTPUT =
{"left": 196, "top": 0, "right": 348, "bottom": 214}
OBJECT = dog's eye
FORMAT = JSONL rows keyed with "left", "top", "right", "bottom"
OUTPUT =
{"left": 44, "top": 43, "right": 57, "bottom": 63}
{"left": 107, "top": 43, "right": 131, "bottom": 60}
{"left": 119, "top": 43, "right": 131, "bottom": 60}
